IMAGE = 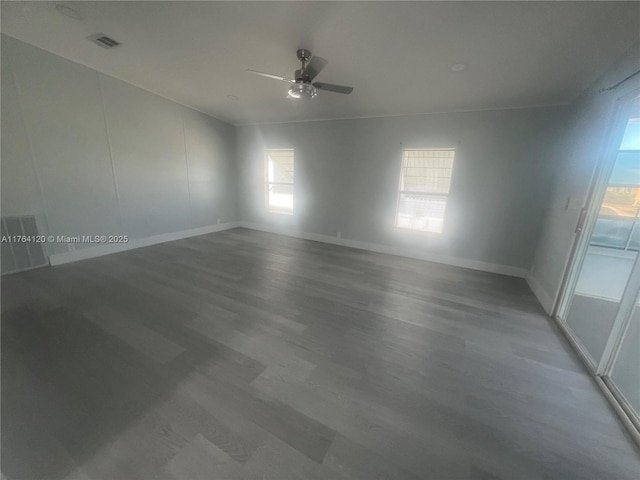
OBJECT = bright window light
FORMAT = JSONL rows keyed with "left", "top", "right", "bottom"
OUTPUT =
{"left": 394, "top": 149, "right": 455, "bottom": 234}
{"left": 590, "top": 113, "right": 640, "bottom": 251}
{"left": 265, "top": 149, "right": 294, "bottom": 215}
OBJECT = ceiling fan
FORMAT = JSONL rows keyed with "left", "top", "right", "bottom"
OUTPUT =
{"left": 247, "top": 49, "right": 353, "bottom": 99}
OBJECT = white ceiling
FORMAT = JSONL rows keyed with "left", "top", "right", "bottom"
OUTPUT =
{"left": 2, "top": 1, "right": 639, "bottom": 125}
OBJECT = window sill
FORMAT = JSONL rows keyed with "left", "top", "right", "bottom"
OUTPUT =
{"left": 267, "top": 209, "right": 294, "bottom": 216}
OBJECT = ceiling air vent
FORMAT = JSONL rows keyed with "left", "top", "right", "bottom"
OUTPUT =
{"left": 87, "top": 33, "right": 121, "bottom": 49}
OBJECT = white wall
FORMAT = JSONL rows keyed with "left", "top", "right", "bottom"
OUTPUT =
{"left": 236, "top": 107, "right": 566, "bottom": 276}
{"left": 4, "top": 31, "right": 636, "bottom": 296}
{"left": 1, "top": 35, "right": 237, "bottom": 262}
{"left": 528, "top": 43, "right": 640, "bottom": 313}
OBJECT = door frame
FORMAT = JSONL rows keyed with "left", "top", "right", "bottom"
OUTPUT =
{"left": 552, "top": 88, "right": 640, "bottom": 445}
{"left": 554, "top": 89, "right": 640, "bottom": 325}
{"left": 597, "top": 254, "right": 640, "bottom": 376}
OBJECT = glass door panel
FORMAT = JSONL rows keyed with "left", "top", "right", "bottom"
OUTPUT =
{"left": 564, "top": 98, "right": 640, "bottom": 364}
{"left": 609, "top": 291, "right": 640, "bottom": 419}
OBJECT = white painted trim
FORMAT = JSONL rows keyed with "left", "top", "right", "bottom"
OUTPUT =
{"left": 238, "top": 222, "right": 528, "bottom": 278}
{"left": 526, "top": 273, "right": 556, "bottom": 314}
{"left": 554, "top": 316, "right": 597, "bottom": 373}
{"left": 599, "top": 377, "right": 640, "bottom": 446}
{"left": 597, "top": 253, "right": 640, "bottom": 376}
{"left": 235, "top": 103, "right": 568, "bottom": 127}
{"left": 48, "top": 222, "right": 239, "bottom": 266}
{"left": 554, "top": 89, "right": 639, "bottom": 320}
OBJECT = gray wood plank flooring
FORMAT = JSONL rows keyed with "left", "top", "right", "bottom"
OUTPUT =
{"left": 2, "top": 227, "right": 639, "bottom": 479}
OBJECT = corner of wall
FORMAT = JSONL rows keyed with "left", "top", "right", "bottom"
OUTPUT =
{"left": 525, "top": 270, "right": 556, "bottom": 315}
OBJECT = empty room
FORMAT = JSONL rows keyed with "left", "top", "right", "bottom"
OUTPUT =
{"left": 1, "top": 1, "right": 640, "bottom": 479}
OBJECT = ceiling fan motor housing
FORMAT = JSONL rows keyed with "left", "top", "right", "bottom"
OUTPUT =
{"left": 295, "top": 68, "right": 307, "bottom": 81}
{"left": 296, "top": 48, "right": 312, "bottom": 61}
{"left": 295, "top": 49, "right": 314, "bottom": 81}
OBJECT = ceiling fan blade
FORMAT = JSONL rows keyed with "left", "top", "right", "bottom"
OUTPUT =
{"left": 246, "top": 69, "right": 294, "bottom": 83}
{"left": 302, "top": 56, "right": 328, "bottom": 80}
{"left": 313, "top": 82, "right": 353, "bottom": 95}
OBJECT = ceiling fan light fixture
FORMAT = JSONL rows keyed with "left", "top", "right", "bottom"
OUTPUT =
{"left": 288, "top": 83, "right": 317, "bottom": 99}
{"left": 247, "top": 49, "right": 352, "bottom": 98}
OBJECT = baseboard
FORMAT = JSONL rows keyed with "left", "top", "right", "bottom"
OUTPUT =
{"left": 526, "top": 273, "right": 556, "bottom": 314}
{"left": 48, "top": 222, "right": 240, "bottom": 266}
{"left": 554, "top": 316, "right": 597, "bottom": 371}
{"left": 238, "top": 222, "right": 528, "bottom": 278}
{"left": 597, "top": 377, "right": 640, "bottom": 448}
{"left": 47, "top": 221, "right": 529, "bottom": 278}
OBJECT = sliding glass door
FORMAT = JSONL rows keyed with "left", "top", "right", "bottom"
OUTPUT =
{"left": 606, "top": 290, "right": 640, "bottom": 425}
{"left": 558, "top": 92, "right": 640, "bottom": 432}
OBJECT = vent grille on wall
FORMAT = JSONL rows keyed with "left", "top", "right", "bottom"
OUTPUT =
{"left": 87, "top": 33, "right": 121, "bottom": 49}
{"left": 1, "top": 216, "right": 49, "bottom": 275}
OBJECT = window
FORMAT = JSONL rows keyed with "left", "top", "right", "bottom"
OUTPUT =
{"left": 394, "top": 149, "right": 455, "bottom": 234}
{"left": 265, "top": 149, "right": 294, "bottom": 215}
{"left": 590, "top": 117, "right": 640, "bottom": 251}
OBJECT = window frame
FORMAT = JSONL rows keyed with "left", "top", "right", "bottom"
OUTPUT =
{"left": 393, "top": 148, "right": 456, "bottom": 235}
{"left": 264, "top": 148, "right": 295, "bottom": 215}
{"left": 589, "top": 130, "right": 640, "bottom": 252}
{"left": 590, "top": 187, "right": 640, "bottom": 252}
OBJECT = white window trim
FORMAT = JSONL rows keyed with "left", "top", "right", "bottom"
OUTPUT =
{"left": 394, "top": 148, "right": 455, "bottom": 235}
{"left": 265, "top": 149, "right": 294, "bottom": 215}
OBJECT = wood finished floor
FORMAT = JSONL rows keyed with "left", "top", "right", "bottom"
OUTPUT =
{"left": 2, "top": 228, "right": 639, "bottom": 480}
